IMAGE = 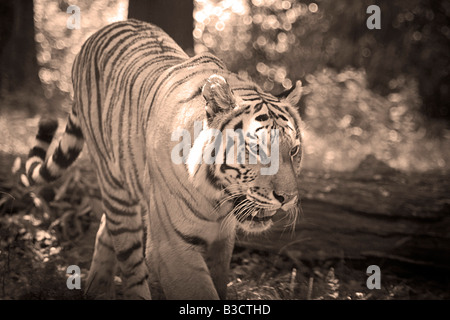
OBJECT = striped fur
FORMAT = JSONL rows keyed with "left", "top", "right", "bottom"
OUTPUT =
{"left": 25, "top": 19, "right": 304, "bottom": 299}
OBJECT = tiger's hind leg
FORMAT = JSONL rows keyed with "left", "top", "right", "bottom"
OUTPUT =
{"left": 101, "top": 200, "right": 151, "bottom": 300}
{"left": 85, "top": 214, "right": 117, "bottom": 299}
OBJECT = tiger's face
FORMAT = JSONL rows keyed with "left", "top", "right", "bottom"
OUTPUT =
{"left": 225, "top": 116, "right": 302, "bottom": 233}
{"left": 189, "top": 74, "right": 303, "bottom": 233}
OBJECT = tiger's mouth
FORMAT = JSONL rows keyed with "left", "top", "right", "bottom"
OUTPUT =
{"left": 231, "top": 196, "right": 280, "bottom": 232}
{"left": 244, "top": 208, "right": 277, "bottom": 222}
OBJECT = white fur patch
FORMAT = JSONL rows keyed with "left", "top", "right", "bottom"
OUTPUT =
{"left": 26, "top": 156, "right": 43, "bottom": 174}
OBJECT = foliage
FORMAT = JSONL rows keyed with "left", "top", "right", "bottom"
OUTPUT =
{"left": 194, "top": 0, "right": 450, "bottom": 171}
{"left": 0, "top": 153, "right": 98, "bottom": 299}
{"left": 33, "top": 0, "right": 128, "bottom": 111}
{"left": 194, "top": 0, "right": 450, "bottom": 120}
{"left": 301, "top": 68, "right": 450, "bottom": 171}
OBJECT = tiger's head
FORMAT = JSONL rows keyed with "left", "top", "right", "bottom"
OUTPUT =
{"left": 187, "top": 74, "right": 303, "bottom": 233}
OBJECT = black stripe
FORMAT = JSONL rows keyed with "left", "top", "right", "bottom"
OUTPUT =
{"left": 268, "top": 102, "right": 286, "bottom": 114}
{"left": 28, "top": 146, "right": 46, "bottom": 161}
{"left": 94, "top": 63, "right": 107, "bottom": 156}
{"left": 125, "top": 274, "right": 148, "bottom": 290}
{"left": 104, "top": 191, "right": 138, "bottom": 208}
{"left": 77, "top": 65, "right": 107, "bottom": 165}
{"left": 260, "top": 95, "right": 280, "bottom": 103}
{"left": 108, "top": 225, "right": 142, "bottom": 236}
{"left": 129, "top": 258, "right": 145, "bottom": 271}
{"left": 284, "top": 105, "right": 301, "bottom": 133}
{"left": 52, "top": 146, "right": 82, "bottom": 169}
{"left": 255, "top": 114, "right": 269, "bottom": 122}
{"left": 219, "top": 107, "right": 249, "bottom": 132}
{"left": 241, "top": 96, "right": 263, "bottom": 101}
{"left": 103, "top": 198, "right": 138, "bottom": 217}
{"left": 227, "top": 85, "right": 258, "bottom": 93}
{"left": 97, "top": 238, "right": 115, "bottom": 252}
{"left": 71, "top": 103, "right": 78, "bottom": 116}
{"left": 66, "top": 116, "right": 84, "bottom": 138}
{"left": 36, "top": 119, "right": 58, "bottom": 143}
{"left": 178, "top": 86, "right": 202, "bottom": 103}
{"left": 116, "top": 241, "right": 142, "bottom": 262}
{"left": 141, "top": 207, "right": 148, "bottom": 258}
{"left": 154, "top": 191, "right": 175, "bottom": 241}
{"left": 254, "top": 103, "right": 264, "bottom": 113}
{"left": 173, "top": 227, "right": 208, "bottom": 251}
{"left": 234, "top": 120, "right": 243, "bottom": 130}
{"left": 97, "top": 161, "right": 124, "bottom": 190}
{"left": 39, "top": 163, "right": 57, "bottom": 182}
{"left": 220, "top": 163, "right": 240, "bottom": 175}
{"left": 122, "top": 259, "right": 145, "bottom": 278}
{"left": 104, "top": 213, "right": 121, "bottom": 225}
{"left": 275, "top": 84, "right": 296, "bottom": 100}
{"left": 206, "top": 165, "right": 223, "bottom": 190}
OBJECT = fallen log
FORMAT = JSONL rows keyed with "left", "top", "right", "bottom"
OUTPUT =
{"left": 237, "top": 156, "right": 450, "bottom": 272}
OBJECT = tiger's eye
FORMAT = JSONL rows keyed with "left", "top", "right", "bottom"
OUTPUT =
{"left": 290, "top": 145, "right": 300, "bottom": 157}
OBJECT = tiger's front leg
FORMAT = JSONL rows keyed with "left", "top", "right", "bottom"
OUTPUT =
{"left": 149, "top": 239, "right": 220, "bottom": 300}
{"left": 205, "top": 233, "right": 235, "bottom": 299}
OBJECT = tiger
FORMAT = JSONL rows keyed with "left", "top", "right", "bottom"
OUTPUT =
{"left": 25, "top": 19, "right": 303, "bottom": 299}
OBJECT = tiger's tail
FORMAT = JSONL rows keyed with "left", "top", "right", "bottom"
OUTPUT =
{"left": 25, "top": 111, "right": 84, "bottom": 185}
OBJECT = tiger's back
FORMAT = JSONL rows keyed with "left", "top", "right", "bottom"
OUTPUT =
{"left": 26, "top": 19, "right": 304, "bottom": 299}
{"left": 73, "top": 20, "right": 187, "bottom": 196}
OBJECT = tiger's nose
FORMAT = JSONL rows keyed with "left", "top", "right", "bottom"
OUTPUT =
{"left": 273, "top": 191, "right": 285, "bottom": 203}
{"left": 273, "top": 191, "right": 297, "bottom": 205}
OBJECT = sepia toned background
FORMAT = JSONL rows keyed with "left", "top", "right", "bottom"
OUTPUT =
{"left": 0, "top": 0, "right": 449, "bottom": 300}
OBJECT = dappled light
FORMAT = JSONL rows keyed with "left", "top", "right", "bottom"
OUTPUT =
{"left": 301, "top": 68, "right": 449, "bottom": 171}
{"left": 33, "top": 0, "right": 128, "bottom": 108}
{"left": 194, "top": 0, "right": 450, "bottom": 171}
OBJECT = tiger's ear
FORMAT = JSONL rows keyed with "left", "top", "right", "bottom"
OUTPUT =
{"left": 277, "top": 80, "right": 303, "bottom": 106}
{"left": 202, "top": 74, "right": 236, "bottom": 119}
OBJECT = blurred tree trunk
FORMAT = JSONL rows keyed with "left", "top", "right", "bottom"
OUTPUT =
{"left": 0, "top": 0, "right": 43, "bottom": 105}
{"left": 128, "top": 0, "right": 194, "bottom": 54}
